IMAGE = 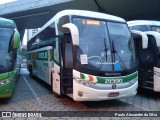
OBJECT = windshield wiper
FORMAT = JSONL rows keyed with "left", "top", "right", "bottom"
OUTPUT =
{"left": 103, "top": 38, "right": 108, "bottom": 62}
{"left": 111, "top": 40, "right": 128, "bottom": 72}
{"left": 97, "top": 38, "right": 108, "bottom": 73}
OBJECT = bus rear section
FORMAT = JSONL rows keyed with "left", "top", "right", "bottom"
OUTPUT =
{"left": 0, "top": 18, "right": 21, "bottom": 98}
{"left": 27, "top": 10, "right": 140, "bottom": 101}
{"left": 128, "top": 20, "right": 160, "bottom": 92}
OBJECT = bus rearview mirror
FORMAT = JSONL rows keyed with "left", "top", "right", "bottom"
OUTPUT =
{"left": 62, "top": 23, "right": 79, "bottom": 45}
{"left": 13, "top": 30, "right": 20, "bottom": 49}
{"left": 131, "top": 30, "right": 148, "bottom": 49}
{"left": 145, "top": 31, "right": 160, "bottom": 47}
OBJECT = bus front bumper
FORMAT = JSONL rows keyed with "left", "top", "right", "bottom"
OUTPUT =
{"left": 73, "top": 80, "right": 138, "bottom": 101}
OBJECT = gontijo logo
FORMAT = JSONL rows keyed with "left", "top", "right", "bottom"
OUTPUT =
{"left": 38, "top": 51, "right": 48, "bottom": 59}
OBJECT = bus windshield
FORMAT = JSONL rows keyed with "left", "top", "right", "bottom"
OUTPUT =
{"left": 150, "top": 26, "right": 160, "bottom": 32}
{"left": 0, "top": 27, "right": 13, "bottom": 69}
{"left": 73, "top": 18, "right": 136, "bottom": 72}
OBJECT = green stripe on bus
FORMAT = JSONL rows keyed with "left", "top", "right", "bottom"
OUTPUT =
{"left": 96, "top": 72, "right": 137, "bottom": 84}
{"left": 0, "top": 71, "right": 14, "bottom": 80}
{"left": 28, "top": 49, "right": 53, "bottom": 61}
{"left": 80, "top": 72, "right": 137, "bottom": 84}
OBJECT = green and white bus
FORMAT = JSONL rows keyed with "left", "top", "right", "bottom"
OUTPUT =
{"left": 128, "top": 20, "right": 160, "bottom": 92}
{"left": 0, "top": 18, "right": 21, "bottom": 98}
{"left": 27, "top": 10, "right": 140, "bottom": 101}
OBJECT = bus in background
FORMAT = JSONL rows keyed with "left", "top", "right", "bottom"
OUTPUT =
{"left": 0, "top": 18, "right": 21, "bottom": 98}
{"left": 27, "top": 10, "right": 143, "bottom": 101}
{"left": 128, "top": 20, "right": 160, "bottom": 32}
{"left": 128, "top": 20, "right": 160, "bottom": 92}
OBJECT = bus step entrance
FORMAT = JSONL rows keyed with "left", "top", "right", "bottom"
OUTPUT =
{"left": 142, "top": 80, "right": 153, "bottom": 89}
{"left": 139, "top": 69, "right": 153, "bottom": 83}
{"left": 62, "top": 77, "right": 73, "bottom": 94}
{"left": 65, "top": 88, "right": 73, "bottom": 94}
{"left": 62, "top": 69, "right": 73, "bottom": 94}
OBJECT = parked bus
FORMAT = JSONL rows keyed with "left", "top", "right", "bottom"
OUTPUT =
{"left": 128, "top": 20, "right": 160, "bottom": 92}
{"left": 27, "top": 10, "right": 142, "bottom": 101}
{"left": 0, "top": 18, "right": 21, "bottom": 98}
{"left": 128, "top": 20, "right": 160, "bottom": 32}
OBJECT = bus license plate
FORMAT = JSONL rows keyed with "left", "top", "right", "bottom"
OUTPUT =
{"left": 108, "top": 92, "right": 119, "bottom": 97}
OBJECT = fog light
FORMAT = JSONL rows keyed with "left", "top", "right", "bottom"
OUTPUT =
{"left": 5, "top": 89, "right": 10, "bottom": 94}
{"left": 75, "top": 78, "right": 96, "bottom": 87}
{"left": 129, "top": 79, "right": 136, "bottom": 84}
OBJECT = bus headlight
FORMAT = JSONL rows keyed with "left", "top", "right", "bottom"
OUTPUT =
{"left": 129, "top": 79, "right": 137, "bottom": 84}
{"left": 76, "top": 79, "right": 95, "bottom": 87}
{"left": 0, "top": 76, "right": 13, "bottom": 86}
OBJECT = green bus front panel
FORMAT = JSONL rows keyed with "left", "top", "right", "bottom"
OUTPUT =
{"left": 0, "top": 71, "right": 15, "bottom": 98}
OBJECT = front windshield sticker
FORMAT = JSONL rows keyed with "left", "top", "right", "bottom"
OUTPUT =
{"left": 82, "top": 20, "right": 100, "bottom": 25}
{"left": 80, "top": 54, "right": 88, "bottom": 65}
{"left": 114, "top": 63, "right": 121, "bottom": 71}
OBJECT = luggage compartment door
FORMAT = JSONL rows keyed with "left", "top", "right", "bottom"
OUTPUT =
{"left": 154, "top": 67, "right": 160, "bottom": 92}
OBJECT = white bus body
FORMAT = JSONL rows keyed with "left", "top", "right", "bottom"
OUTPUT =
{"left": 128, "top": 20, "right": 160, "bottom": 92}
{"left": 27, "top": 10, "right": 139, "bottom": 101}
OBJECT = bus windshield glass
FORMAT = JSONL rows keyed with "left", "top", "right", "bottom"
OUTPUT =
{"left": 0, "top": 27, "right": 13, "bottom": 69}
{"left": 73, "top": 17, "right": 136, "bottom": 72}
{"left": 150, "top": 26, "right": 160, "bottom": 32}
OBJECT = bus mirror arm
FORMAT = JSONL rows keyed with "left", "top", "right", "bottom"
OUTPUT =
{"left": 145, "top": 31, "right": 160, "bottom": 47}
{"left": 62, "top": 23, "right": 79, "bottom": 46}
{"left": 131, "top": 30, "right": 148, "bottom": 49}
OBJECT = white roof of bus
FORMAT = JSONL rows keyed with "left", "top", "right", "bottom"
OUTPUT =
{"left": 30, "top": 10, "right": 125, "bottom": 41}
{"left": 127, "top": 20, "right": 160, "bottom": 27}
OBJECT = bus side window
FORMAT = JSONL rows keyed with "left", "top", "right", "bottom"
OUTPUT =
{"left": 131, "top": 25, "right": 149, "bottom": 31}
{"left": 28, "top": 37, "right": 36, "bottom": 51}
{"left": 52, "top": 37, "right": 60, "bottom": 64}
